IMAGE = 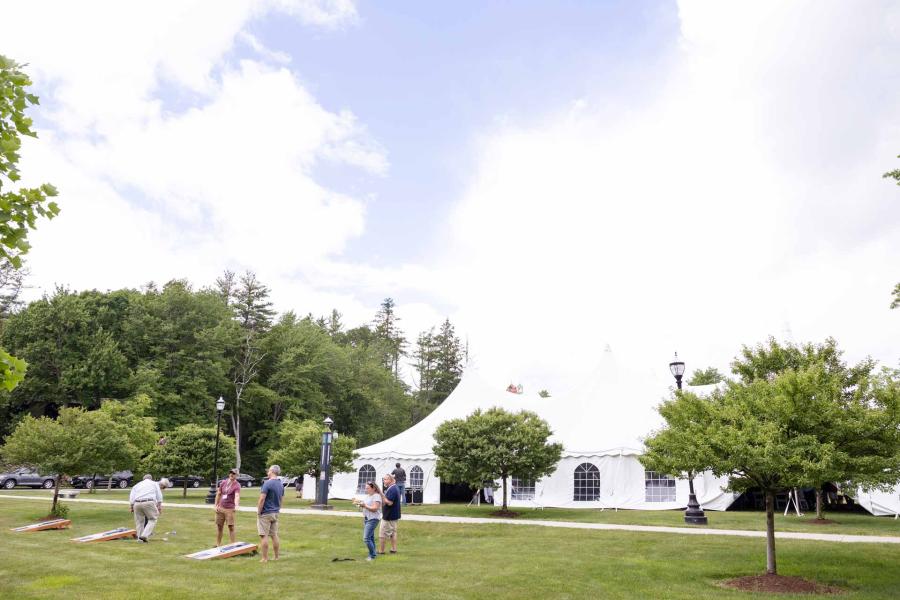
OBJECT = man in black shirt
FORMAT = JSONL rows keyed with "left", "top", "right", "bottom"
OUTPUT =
{"left": 391, "top": 463, "right": 407, "bottom": 505}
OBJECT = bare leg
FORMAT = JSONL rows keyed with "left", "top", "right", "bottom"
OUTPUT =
{"left": 216, "top": 522, "right": 223, "bottom": 546}
{"left": 259, "top": 535, "right": 269, "bottom": 562}
{"left": 379, "top": 536, "right": 385, "bottom": 554}
{"left": 272, "top": 533, "right": 279, "bottom": 560}
{"left": 228, "top": 525, "right": 235, "bottom": 544}
{"left": 391, "top": 532, "right": 398, "bottom": 552}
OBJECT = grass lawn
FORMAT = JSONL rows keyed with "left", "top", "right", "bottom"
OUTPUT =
{"left": 1, "top": 498, "right": 899, "bottom": 599}
{"left": 4, "top": 488, "right": 899, "bottom": 537}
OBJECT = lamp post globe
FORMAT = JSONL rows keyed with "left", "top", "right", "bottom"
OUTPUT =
{"left": 312, "top": 415, "right": 335, "bottom": 510}
{"left": 669, "top": 354, "right": 707, "bottom": 525}
{"left": 205, "top": 396, "right": 226, "bottom": 504}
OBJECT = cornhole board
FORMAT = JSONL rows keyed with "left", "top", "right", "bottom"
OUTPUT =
{"left": 71, "top": 527, "right": 137, "bottom": 543}
{"left": 11, "top": 518, "right": 71, "bottom": 532}
{"left": 185, "top": 541, "right": 258, "bottom": 560}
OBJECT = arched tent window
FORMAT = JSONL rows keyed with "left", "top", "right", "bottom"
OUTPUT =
{"left": 511, "top": 477, "right": 535, "bottom": 500}
{"left": 357, "top": 464, "right": 376, "bottom": 493}
{"left": 573, "top": 463, "right": 600, "bottom": 501}
{"left": 645, "top": 471, "right": 676, "bottom": 502}
{"left": 409, "top": 466, "right": 424, "bottom": 490}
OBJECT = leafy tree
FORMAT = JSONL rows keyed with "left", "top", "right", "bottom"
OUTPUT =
{"left": 433, "top": 408, "right": 562, "bottom": 512}
{"left": 538, "top": 389, "right": 551, "bottom": 398}
{"left": 143, "top": 423, "right": 236, "bottom": 497}
{"left": 266, "top": 419, "right": 357, "bottom": 480}
{"left": 686, "top": 367, "right": 725, "bottom": 386}
{"left": 730, "top": 337, "right": 891, "bottom": 518}
{"left": 413, "top": 318, "right": 464, "bottom": 406}
{"left": 0, "top": 258, "right": 26, "bottom": 318}
{"left": 1, "top": 407, "right": 131, "bottom": 512}
{"left": 883, "top": 154, "right": 900, "bottom": 185}
{"left": 0, "top": 56, "right": 60, "bottom": 391}
{"left": 413, "top": 328, "right": 438, "bottom": 403}
{"left": 644, "top": 362, "right": 900, "bottom": 576}
{"left": 97, "top": 395, "right": 158, "bottom": 470}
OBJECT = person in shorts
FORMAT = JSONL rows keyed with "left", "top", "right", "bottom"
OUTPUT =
{"left": 215, "top": 468, "right": 241, "bottom": 546}
{"left": 256, "top": 465, "right": 284, "bottom": 563}
{"left": 379, "top": 473, "right": 401, "bottom": 554}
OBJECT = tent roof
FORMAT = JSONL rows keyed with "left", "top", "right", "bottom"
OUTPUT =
{"left": 356, "top": 352, "right": 689, "bottom": 459}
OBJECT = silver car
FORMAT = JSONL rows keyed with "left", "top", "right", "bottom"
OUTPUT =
{"left": 0, "top": 468, "right": 58, "bottom": 489}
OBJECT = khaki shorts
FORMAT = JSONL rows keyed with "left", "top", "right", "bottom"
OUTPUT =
{"left": 257, "top": 512, "right": 279, "bottom": 537}
{"left": 215, "top": 508, "right": 235, "bottom": 527}
{"left": 380, "top": 519, "right": 398, "bottom": 538}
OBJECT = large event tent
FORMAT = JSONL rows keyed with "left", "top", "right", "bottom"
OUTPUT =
{"left": 317, "top": 352, "right": 738, "bottom": 510}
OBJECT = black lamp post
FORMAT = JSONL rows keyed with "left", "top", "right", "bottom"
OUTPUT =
{"left": 311, "top": 416, "right": 334, "bottom": 510}
{"left": 205, "top": 396, "right": 226, "bottom": 504}
{"left": 669, "top": 353, "right": 708, "bottom": 525}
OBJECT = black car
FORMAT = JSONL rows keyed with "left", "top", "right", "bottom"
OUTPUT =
{"left": 216, "top": 473, "right": 256, "bottom": 488}
{"left": 71, "top": 471, "right": 134, "bottom": 489}
{"left": 0, "top": 468, "right": 58, "bottom": 490}
{"left": 168, "top": 475, "right": 204, "bottom": 489}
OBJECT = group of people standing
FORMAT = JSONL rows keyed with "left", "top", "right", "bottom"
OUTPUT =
{"left": 353, "top": 463, "right": 405, "bottom": 561}
{"left": 127, "top": 462, "right": 410, "bottom": 563}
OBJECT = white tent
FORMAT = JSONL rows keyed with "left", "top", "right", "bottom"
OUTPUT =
{"left": 320, "top": 353, "right": 737, "bottom": 510}
{"left": 855, "top": 487, "right": 900, "bottom": 518}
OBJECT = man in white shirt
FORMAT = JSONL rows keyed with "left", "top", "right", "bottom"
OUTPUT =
{"left": 129, "top": 474, "right": 166, "bottom": 542}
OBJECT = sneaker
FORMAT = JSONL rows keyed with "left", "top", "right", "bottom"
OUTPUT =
{"left": 366, "top": 556, "right": 375, "bottom": 561}
{"left": 138, "top": 537, "right": 148, "bottom": 543}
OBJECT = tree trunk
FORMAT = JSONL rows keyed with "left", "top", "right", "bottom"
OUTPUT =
{"left": 501, "top": 475, "right": 508, "bottom": 511}
{"left": 231, "top": 412, "right": 241, "bottom": 471}
{"left": 815, "top": 489, "right": 824, "bottom": 520}
{"left": 765, "top": 490, "right": 777, "bottom": 575}
{"left": 183, "top": 478, "right": 188, "bottom": 498}
{"left": 107, "top": 477, "right": 113, "bottom": 491}
{"left": 51, "top": 476, "right": 60, "bottom": 514}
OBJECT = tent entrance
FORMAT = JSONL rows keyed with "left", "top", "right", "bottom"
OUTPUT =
{"left": 440, "top": 481, "right": 476, "bottom": 503}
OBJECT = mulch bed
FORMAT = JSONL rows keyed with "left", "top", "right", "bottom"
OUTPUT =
{"left": 489, "top": 510, "right": 521, "bottom": 518}
{"left": 720, "top": 574, "right": 843, "bottom": 595}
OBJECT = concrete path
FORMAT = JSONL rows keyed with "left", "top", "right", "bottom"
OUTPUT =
{"left": 2, "top": 493, "right": 898, "bottom": 545}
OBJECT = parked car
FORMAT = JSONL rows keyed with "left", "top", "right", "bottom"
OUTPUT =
{"left": 167, "top": 475, "right": 204, "bottom": 489}
{"left": 71, "top": 471, "right": 134, "bottom": 489}
{"left": 0, "top": 468, "right": 58, "bottom": 490}
{"left": 236, "top": 473, "right": 256, "bottom": 488}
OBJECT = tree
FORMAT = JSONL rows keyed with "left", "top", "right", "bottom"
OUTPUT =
{"left": 883, "top": 154, "right": 900, "bottom": 186}
{"left": 882, "top": 157, "right": 899, "bottom": 307}
{"left": 643, "top": 362, "right": 900, "bottom": 576}
{"left": 97, "top": 395, "right": 158, "bottom": 470}
{"left": 1, "top": 407, "right": 131, "bottom": 512}
{"left": 730, "top": 337, "right": 889, "bottom": 519}
{"left": 890, "top": 282, "right": 899, "bottom": 310}
{"left": 143, "top": 423, "right": 236, "bottom": 497}
{"left": 373, "top": 298, "right": 406, "bottom": 378}
{"left": 0, "top": 56, "right": 61, "bottom": 392}
{"left": 226, "top": 271, "right": 274, "bottom": 469}
{"left": 538, "top": 390, "right": 551, "bottom": 398}
{"left": 433, "top": 408, "right": 563, "bottom": 512}
{"left": 687, "top": 367, "right": 725, "bottom": 386}
{"left": 266, "top": 419, "right": 357, "bottom": 480}
{"left": 432, "top": 318, "right": 464, "bottom": 403}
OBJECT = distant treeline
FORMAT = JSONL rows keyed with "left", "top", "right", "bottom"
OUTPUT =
{"left": 0, "top": 270, "right": 464, "bottom": 474}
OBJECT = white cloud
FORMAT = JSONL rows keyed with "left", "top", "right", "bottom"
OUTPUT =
{"left": 434, "top": 0, "right": 900, "bottom": 388}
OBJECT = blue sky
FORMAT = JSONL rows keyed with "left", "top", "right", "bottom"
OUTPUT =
{"left": 4, "top": 0, "right": 900, "bottom": 389}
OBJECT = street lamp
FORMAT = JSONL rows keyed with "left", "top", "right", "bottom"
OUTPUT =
{"left": 205, "top": 396, "right": 226, "bottom": 504}
{"left": 669, "top": 353, "right": 707, "bottom": 525}
{"left": 311, "top": 416, "right": 335, "bottom": 510}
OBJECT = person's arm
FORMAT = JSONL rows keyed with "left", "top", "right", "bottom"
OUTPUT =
{"left": 382, "top": 489, "right": 394, "bottom": 506}
{"left": 234, "top": 488, "right": 240, "bottom": 510}
{"left": 155, "top": 483, "right": 163, "bottom": 513}
{"left": 214, "top": 484, "right": 222, "bottom": 509}
{"left": 129, "top": 486, "right": 135, "bottom": 512}
{"left": 257, "top": 486, "right": 266, "bottom": 514}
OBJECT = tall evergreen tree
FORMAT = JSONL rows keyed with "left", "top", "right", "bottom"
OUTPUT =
{"left": 432, "top": 318, "right": 464, "bottom": 403}
{"left": 373, "top": 298, "right": 406, "bottom": 377}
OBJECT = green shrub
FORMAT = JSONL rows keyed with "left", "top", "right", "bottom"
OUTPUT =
{"left": 50, "top": 502, "right": 69, "bottom": 519}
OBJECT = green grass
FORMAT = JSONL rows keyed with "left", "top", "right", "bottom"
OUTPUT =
{"left": 4, "top": 488, "right": 898, "bottom": 537}
{"left": 1, "top": 498, "right": 899, "bottom": 599}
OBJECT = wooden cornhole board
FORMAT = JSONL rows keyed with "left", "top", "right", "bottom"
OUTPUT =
{"left": 11, "top": 518, "right": 71, "bottom": 532}
{"left": 185, "top": 541, "right": 258, "bottom": 560}
{"left": 71, "top": 527, "right": 137, "bottom": 543}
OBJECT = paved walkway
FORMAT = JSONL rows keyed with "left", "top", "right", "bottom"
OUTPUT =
{"left": 2, "top": 493, "right": 898, "bottom": 545}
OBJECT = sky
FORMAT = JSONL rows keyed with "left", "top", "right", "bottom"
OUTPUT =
{"left": 3, "top": 0, "right": 899, "bottom": 393}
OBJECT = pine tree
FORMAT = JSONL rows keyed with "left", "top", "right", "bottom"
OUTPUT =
{"left": 432, "top": 318, "right": 464, "bottom": 403}
{"left": 373, "top": 298, "right": 406, "bottom": 378}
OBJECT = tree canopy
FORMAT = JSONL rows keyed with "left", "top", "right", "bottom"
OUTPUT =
{"left": 686, "top": 367, "right": 725, "bottom": 386}
{"left": 143, "top": 423, "right": 236, "bottom": 497}
{"left": 433, "top": 407, "right": 563, "bottom": 511}
{"left": 266, "top": 418, "right": 357, "bottom": 478}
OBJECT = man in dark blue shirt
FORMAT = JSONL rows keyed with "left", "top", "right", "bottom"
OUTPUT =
{"left": 256, "top": 465, "right": 284, "bottom": 563}
{"left": 379, "top": 473, "right": 401, "bottom": 554}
